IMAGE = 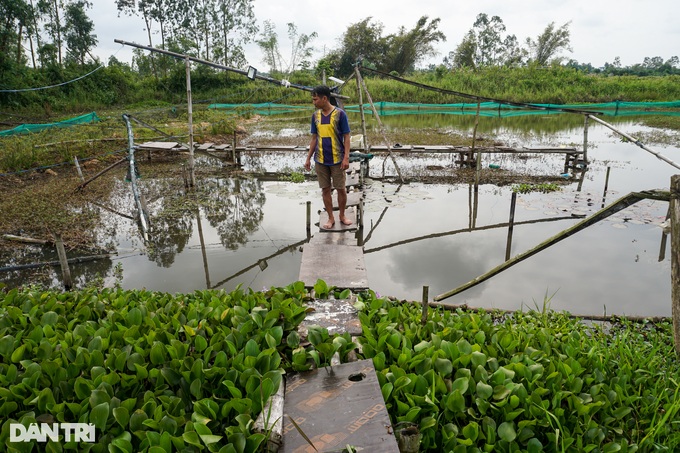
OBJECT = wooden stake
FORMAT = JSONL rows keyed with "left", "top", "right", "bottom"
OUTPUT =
{"left": 54, "top": 233, "right": 72, "bottom": 290}
{"left": 670, "top": 175, "right": 680, "bottom": 356}
{"left": 472, "top": 102, "right": 482, "bottom": 192}
{"left": 421, "top": 286, "right": 429, "bottom": 325}
{"left": 306, "top": 201, "right": 312, "bottom": 238}
{"left": 354, "top": 66, "right": 369, "bottom": 152}
{"left": 583, "top": 115, "right": 589, "bottom": 163}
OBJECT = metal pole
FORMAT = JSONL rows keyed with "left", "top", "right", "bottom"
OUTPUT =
{"left": 354, "top": 66, "right": 369, "bottom": 152}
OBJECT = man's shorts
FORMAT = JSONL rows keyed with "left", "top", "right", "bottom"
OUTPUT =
{"left": 315, "top": 162, "right": 346, "bottom": 190}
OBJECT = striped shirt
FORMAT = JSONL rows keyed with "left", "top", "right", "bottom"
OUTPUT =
{"left": 310, "top": 107, "right": 350, "bottom": 165}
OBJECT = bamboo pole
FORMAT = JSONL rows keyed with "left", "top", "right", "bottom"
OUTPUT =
{"left": 354, "top": 66, "right": 369, "bottom": 152}
{"left": 0, "top": 254, "right": 113, "bottom": 273}
{"left": 472, "top": 102, "right": 482, "bottom": 191}
{"left": 355, "top": 68, "right": 404, "bottom": 183}
{"left": 583, "top": 115, "right": 589, "bottom": 163}
{"left": 186, "top": 57, "right": 196, "bottom": 187}
{"left": 671, "top": 175, "right": 680, "bottom": 356}
{"left": 306, "top": 201, "right": 312, "bottom": 238}
{"left": 434, "top": 190, "right": 670, "bottom": 302}
{"left": 73, "top": 156, "right": 84, "bottom": 181}
{"left": 2, "top": 234, "right": 51, "bottom": 245}
{"left": 122, "top": 114, "right": 150, "bottom": 241}
{"left": 587, "top": 114, "right": 680, "bottom": 170}
{"left": 77, "top": 157, "right": 127, "bottom": 191}
{"left": 505, "top": 192, "right": 517, "bottom": 261}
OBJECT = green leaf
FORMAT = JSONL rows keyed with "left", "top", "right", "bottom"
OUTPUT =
{"left": 476, "top": 382, "right": 493, "bottom": 400}
{"left": 245, "top": 339, "right": 259, "bottom": 357}
{"left": 527, "top": 438, "right": 544, "bottom": 453}
{"left": 434, "top": 358, "right": 453, "bottom": 376}
{"left": 126, "top": 307, "right": 142, "bottom": 326}
{"left": 313, "top": 279, "right": 329, "bottom": 297}
{"left": 612, "top": 406, "right": 632, "bottom": 420}
{"left": 90, "top": 402, "right": 110, "bottom": 430}
{"left": 462, "top": 421, "right": 479, "bottom": 441}
{"left": 113, "top": 407, "right": 130, "bottom": 428}
{"left": 11, "top": 343, "right": 25, "bottom": 363}
{"left": 498, "top": 421, "right": 517, "bottom": 442}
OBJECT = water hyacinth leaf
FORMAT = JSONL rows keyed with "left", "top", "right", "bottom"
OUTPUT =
{"left": 451, "top": 377, "right": 469, "bottom": 394}
{"left": 527, "top": 438, "right": 543, "bottom": 453}
{"left": 183, "top": 431, "right": 203, "bottom": 447}
{"left": 498, "top": 421, "right": 517, "bottom": 442}
{"left": 381, "top": 382, "right": 393, "bottom": 401}
{"left": 245, "top": 339, "right": 259, "bottom": 357}
{"left": 90, "top": 402, "right": 110, "bottom": 430}
{"left": 10, "top": 343, "right": 25, "bottom": 363}
{"left": 41, "top": 311, "right": 58, "bottom": 326}
{"left": 471, "top": 351, "right": 487, "bottom": 369}
{"left": 434, "top": 358, "right": 453, "bottom": 376}
{"left": 287, "top": 331, "right": 300, "bottom": 348}
{"left": 150, "top": 342, "right": 166, "bottom": 365}
{"left": 113, "top": 407, "right": 130, "bottom": 428}
{"left": 126, "top": 308, "right": 142, "bottom": 326}
{"left": 0, "top": 335, "right": 14, "bottom": 358}
{"left": 462, "top": 421, "right": 479, "bottom": 441}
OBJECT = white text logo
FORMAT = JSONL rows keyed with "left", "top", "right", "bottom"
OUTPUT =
{"left": 10, "top": 423, "right": 95, "bottom": 443}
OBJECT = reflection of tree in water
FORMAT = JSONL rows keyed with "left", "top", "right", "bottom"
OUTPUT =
{"left": 145, "top": 176, "right": 265, "bottom": 266}
{"left": 201, "top": 177, "right": 265, "bottom": 250}
{"left": 145, "top": 179, "right": 194, "bottom": 268}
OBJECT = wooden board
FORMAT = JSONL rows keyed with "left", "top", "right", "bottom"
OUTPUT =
{"left": 298, "top": 243, "right": 368, "bottom": 289}
{"left": 332, "top": 191, "right": 362, "bottom": 209}
{"left": 281, "top": 360, "right": 398, "bottom": 453}
{"left": 137, "top": 141, "right": 187, "bottom": 150}
{"left": 318, "top": 208, "right": 357, "bottom": 232}
{"left": 310, "top": 232, "right": 356, "bottom": 246}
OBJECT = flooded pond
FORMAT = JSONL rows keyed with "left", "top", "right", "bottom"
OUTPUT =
{"left": 3, "top": 111, "right": 680, "bottom": 318}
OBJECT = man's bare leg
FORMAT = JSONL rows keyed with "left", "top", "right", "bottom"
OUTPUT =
{"left": 337, "top": 188, "right": 353, "bottom": 225}
{"left": 321, "top": 187, "right": 335, "bottom": 229}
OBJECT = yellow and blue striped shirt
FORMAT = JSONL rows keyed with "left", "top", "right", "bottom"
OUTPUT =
{"left": 310, "top": 107, "right": 350, "bottom": 165}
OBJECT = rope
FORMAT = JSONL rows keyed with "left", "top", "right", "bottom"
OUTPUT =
{"left": 0, "top": 64, "right": 106, "bottom": 93}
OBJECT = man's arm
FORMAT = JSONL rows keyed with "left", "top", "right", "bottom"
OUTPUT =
{"left": 305, "top": 135, "right": 317, "bottom": 171}
{"left": 341, "top": 134, "right": 350, "bottom": 170}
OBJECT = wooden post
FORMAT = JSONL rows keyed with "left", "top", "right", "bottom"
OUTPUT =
{"left": 186, "top": 57, "right": 196, "bottom": 187}
{"left": 601, "top": 166, "right": 611, "bottom": 208}
{"left": 583, "top": 115, "right": 589, "bottom": 163}
{"left": 421, "top": 286, "right": 429, "bottom": 325}
{"left": 232, "top": 131, "right": 237, "bottom": 165}
{"left": 354, "top": 66, "right": 369, "bottom": 152}
{"left": 670, "top": 175, "right": 680, "bottom": 356}
{"left": 306, "top": 201, "right": 312, "bottom": 238}
{"left": 74, "top": 157, "right": 84, "bottom": 181}
{"left": 505, "top": 192, "right": 517, "bottom": 261}
{"left": 54, "top": 233, "right": 72, "bottom": 290}
{"left": 472, "top": 102, "right": 482, "bottom": 192}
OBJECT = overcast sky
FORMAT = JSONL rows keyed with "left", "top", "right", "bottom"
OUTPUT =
{"left": 92, "top": 0, "right": 679, "bottom": 70}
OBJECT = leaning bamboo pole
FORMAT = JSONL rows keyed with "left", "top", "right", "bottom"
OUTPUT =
{"left": 355, "top": 68, "right": 404, "bottom": 183}
{"left": 434, "top": 189, "right": 671, "bottom": 302}
{"left": 587, "top": 114, "right": 680, "bottom": 170}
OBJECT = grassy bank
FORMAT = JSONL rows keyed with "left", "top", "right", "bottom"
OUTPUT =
{"left": 2, "top": 65, "right": 680, "bottom": 117}
{"left": 0, "top": 285, "right": 679, "bottom": 451}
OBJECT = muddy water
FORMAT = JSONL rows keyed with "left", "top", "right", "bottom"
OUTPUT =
{"left": 4, "top": 113, "right": 679, "bottom": 317}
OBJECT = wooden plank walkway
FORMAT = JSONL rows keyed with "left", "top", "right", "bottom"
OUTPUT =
{"left": 299, "top": 161, "right": 368, "bottom": 290}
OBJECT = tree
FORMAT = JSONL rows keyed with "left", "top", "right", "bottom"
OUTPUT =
{"left": 382, "top": 16, "right": 446, "bottom": 75}
{"left": 213, "top": 0, "right": 257, "bottom": 67}
{"left": 256, "top": 21, "right": 316, "bottom": 74}
{"left": 38, "top": 0, "right": 64, "bottom": 65}
{"left": 526, "top": 21, "right": 572, "bottom": 66}
{"left": 335, "top": 17, "right": 387, "bottom": 76}
{"left": 447, "top": 30, "right": 477, "bottom": 69}
{"left": 0, "top": 0, "right": 31, "bottom": 65}
{"left": 63, "top": 0, "right": 96, "bottom": 65}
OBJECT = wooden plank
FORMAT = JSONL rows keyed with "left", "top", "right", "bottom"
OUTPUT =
{"left": 137, "top": 141, "right": 185, "bottom": 150}
{"left": 282, "top": 360, "right": 398, "bottom": 453}
{"left": 318, "top": 208, "right": 357, "bottom": 231}
{"left": 299, "top": 243, "right": 368, "bottom": 289}
{"left": 196, "top": 142, "right": 214, "bottom": 150}
{"left": 213, "top": 144, "right": 230, "bottom": 150}
{"left": 310, "top": 232, "right": 356, "bottom": 246}
{"left": 332, "top": 190, "right": 362, "bottom": 209}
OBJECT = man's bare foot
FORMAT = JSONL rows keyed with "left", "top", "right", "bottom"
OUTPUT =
{"left": 321, "top": 220, "right": 335, "bottom": 229}
{"left": 340, "top": 216, "right": 353, "bottom": 226}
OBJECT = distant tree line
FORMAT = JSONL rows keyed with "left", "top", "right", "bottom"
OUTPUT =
{"left": 1, "top": 2, "right": 679, "bottom": 112}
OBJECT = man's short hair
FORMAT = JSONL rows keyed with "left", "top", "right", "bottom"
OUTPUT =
{"left": 312, "top": 85, "right": 331, "bottom": 99}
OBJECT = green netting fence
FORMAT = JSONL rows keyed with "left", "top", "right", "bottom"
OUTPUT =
{"left": 0, "top": 112, "right": 100, "bottom": 137}
{"left": 208, "top": 100, "right": 680, "bottom": 117}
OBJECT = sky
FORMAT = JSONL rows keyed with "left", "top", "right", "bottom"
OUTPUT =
{"left": 92, "top": 0, "right": 679, "bottom": 71}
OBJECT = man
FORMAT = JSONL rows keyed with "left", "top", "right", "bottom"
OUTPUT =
{"left": 305, "top": 85, "right": 352, "bottom": 230}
